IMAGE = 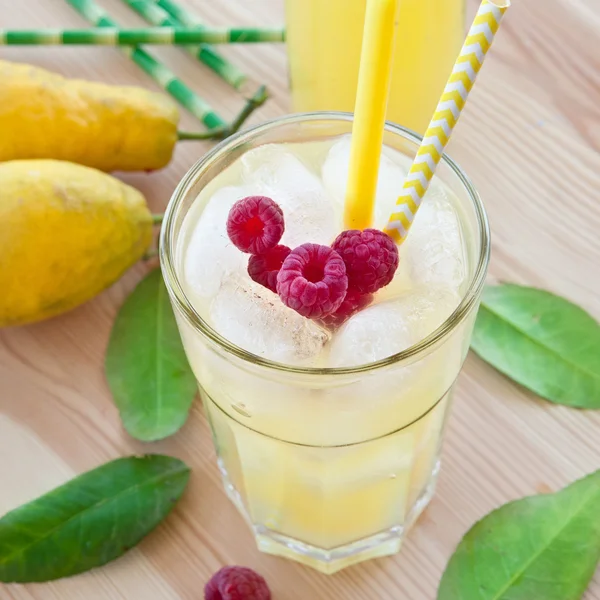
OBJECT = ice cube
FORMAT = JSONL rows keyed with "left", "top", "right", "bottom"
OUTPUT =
{"left": 210, "top": 277, "right": 330, "bottom": 365}
{"left": 321, "top": 135, "right": 409, "bottom": 229}
{"left": 328, "top": 302, "right": 412, "bottom": 368}
{"left": 183, "top": 185, "right": 250, "bottom": 300}
{"left": 329, "top": 285, "right": 460, "bottom": 367}
{"left": 241, "top": 144, "right": 337, "bottom": 247}
{"left": 401, "top": 186, "right": 467, "bottom": 289}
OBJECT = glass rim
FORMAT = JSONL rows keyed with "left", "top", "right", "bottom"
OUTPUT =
{"left": 160, "top": 111, "right": 491, "bottom": 376}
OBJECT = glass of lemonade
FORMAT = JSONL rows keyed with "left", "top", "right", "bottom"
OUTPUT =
{"left": 285, "top": 0, "right": 465, "bottom": 134}
{"left": 160, "top": 113, "right": 489, "bottom": 574}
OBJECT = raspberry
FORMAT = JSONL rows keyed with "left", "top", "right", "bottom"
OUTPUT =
{"left": 319, "top": 289, "right": 374, "bottom": 329}
{"left": 248, "top": 245, "right": 291, "bottom": 293}
{"left": 277, "top": 243, "right": 348, "bottom": 319}
{"left": 226, "top": 196, "right": 284, "bottom": 254}
{"left": 332, "top": 229, "right": 399, "bottom": 294}
{"left": 205, "top": 566, "right": 271, "bottom": 600}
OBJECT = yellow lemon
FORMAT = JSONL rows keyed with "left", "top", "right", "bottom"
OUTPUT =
{"left": 0, "top": 60, "right": 179, "bottom": 172}
{"left": 0, "top": 160, "right": 153, "bottom": 326}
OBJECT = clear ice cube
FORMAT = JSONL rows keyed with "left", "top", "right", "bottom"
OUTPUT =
{"left": 241, "top": 144, "right": 337, "bottom": 248}
{"left": 401, "top": 184, "right": 467, "bottom": 289}
{"left": 210, "top": 277, "right": 330, "bottom": 365}
{"left": 321, "top": 134, "right": 409, "bottom": 229}
{"left": 329, "top": 285, "right": 461, "bottom": 367}
{"left": 183, "top": 185, "right": 251, "bottom": 300}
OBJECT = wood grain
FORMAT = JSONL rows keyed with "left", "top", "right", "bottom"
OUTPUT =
{"left": 1, "top": 0, "right": 599, "bottom": 598}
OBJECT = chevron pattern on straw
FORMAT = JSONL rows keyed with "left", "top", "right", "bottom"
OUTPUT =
{"left": 384, "top": 0, "right": 509, "bottom": 243}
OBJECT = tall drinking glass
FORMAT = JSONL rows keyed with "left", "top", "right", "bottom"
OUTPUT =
{"left": 160, "top": 113, "right": 489, "bottom": 573}
{"left": 285, "top": 0, "right": 465, "bottom": 134}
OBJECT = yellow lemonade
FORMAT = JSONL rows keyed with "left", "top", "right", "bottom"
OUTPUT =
{"left": 162, "top": 114, "right": 489, "bottom": 573}
{"left": 286, "top": 0, "right": 465, "bottom": 134}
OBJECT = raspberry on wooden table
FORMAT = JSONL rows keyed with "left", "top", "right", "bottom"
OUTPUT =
{"left": 226, "top": 196, "right": 284, "bottom": 254}
{"left": 277, "top": 243, "right": 348, "bottom": 319}
{"left": 248, "top": 244, "right": 291, "bottom": 293}
{"left": 205, "top": 566, "right": 271, "bottom": 600}
{"left": 332, "top": 228, "right": 399, "bottom": 294}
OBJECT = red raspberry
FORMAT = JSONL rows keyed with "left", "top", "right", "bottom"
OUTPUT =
{"left": 332, "top": 229, "right": 399, "bottom": 294}
{"left": 319, "top": 289, "right": 374, "bottom": 329}
{"left": 226, "top": 196, "right": 284, "bottom": 254}
{"left": 277, "top": 243, "right": 348, "bottom": 319}
{"left": 205, "top": 566, "right": 271, "bottom": 600}
{"left": 248, "top": 245, "right": 291, "bottom": 293}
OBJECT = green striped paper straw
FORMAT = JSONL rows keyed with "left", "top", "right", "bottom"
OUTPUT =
{"left": 65, "top": 0, "right": 225, "bottom": 130}
{"left": 155, "top": 0, "right": 285, "bottom": 44}
{"left": 121, "top": 0, "right": 257, "bottom": 95}
{"left": 0, "top": 27, "right": 286, "bottom": 45}
{"left": 154, "top": 0, "right": 275, "bottom": 99}
{"left": 155, "top": 0, "right": 217, "bottom": 31}
{"left": 153, "top": 0, "right": 194, "bottom": 27}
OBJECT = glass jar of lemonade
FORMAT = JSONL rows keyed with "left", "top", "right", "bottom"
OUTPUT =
{"left": 161, "top": 113, "right": 489, "bottom": 573}
{"left": 285, "top": 0, "right": 465, "bottom": 134}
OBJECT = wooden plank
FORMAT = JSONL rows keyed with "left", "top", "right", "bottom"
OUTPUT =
{"left": 0, "top": 0, "right": 599, "bottom": 598}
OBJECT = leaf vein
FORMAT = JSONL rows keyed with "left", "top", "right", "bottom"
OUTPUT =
{"left": 489, "top": 489, "right": 600, "bottom": 599}
{"left": 0, "top": 464, "right": 185, "bottom": 570}
{"left": 479, "top": 302, "right": 600, "bottom": 383}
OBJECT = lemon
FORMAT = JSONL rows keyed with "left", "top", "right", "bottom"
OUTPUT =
{"left": 0, "top": 60, "right": 179, "bottom": 172}
{"left": 0, "top": 160, "right": 153, "bottom": 326}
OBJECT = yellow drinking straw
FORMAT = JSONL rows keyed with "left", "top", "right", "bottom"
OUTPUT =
{"left": 344, "top": 0, "right": 400, "bottom": 230}
{"left": 384, "top": 0, "right": 510, "bottom": 243}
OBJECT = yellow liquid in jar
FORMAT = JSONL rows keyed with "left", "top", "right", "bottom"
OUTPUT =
{"left": 286, "top": 0, "right": 465, "bottom": 134}
{"left": 177, "top": 136, "right": 476, "bottom": 573}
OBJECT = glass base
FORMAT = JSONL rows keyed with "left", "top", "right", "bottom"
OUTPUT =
{"left": 218, "top": 457, "right": 440, "bottom": 574}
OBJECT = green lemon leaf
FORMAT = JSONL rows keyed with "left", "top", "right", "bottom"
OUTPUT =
{"left": 0, "top": 455, "right": 190, "bottom": 583}
{"left": 106, "top": 268, "right": 197, "bottom": 441}
{"left": 438, "top": 470, "right": 600, "bottom": 600}
{"left": 472, "top": 284, "right": 600, "bottom": 408}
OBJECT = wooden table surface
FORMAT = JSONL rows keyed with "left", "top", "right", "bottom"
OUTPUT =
{"left": 1, "top": 0, "right": 599, "bottom": 598}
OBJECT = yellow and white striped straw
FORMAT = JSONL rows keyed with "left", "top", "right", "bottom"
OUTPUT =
{"left": 384, "top": 0, "right": 510, "bottom": 243}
